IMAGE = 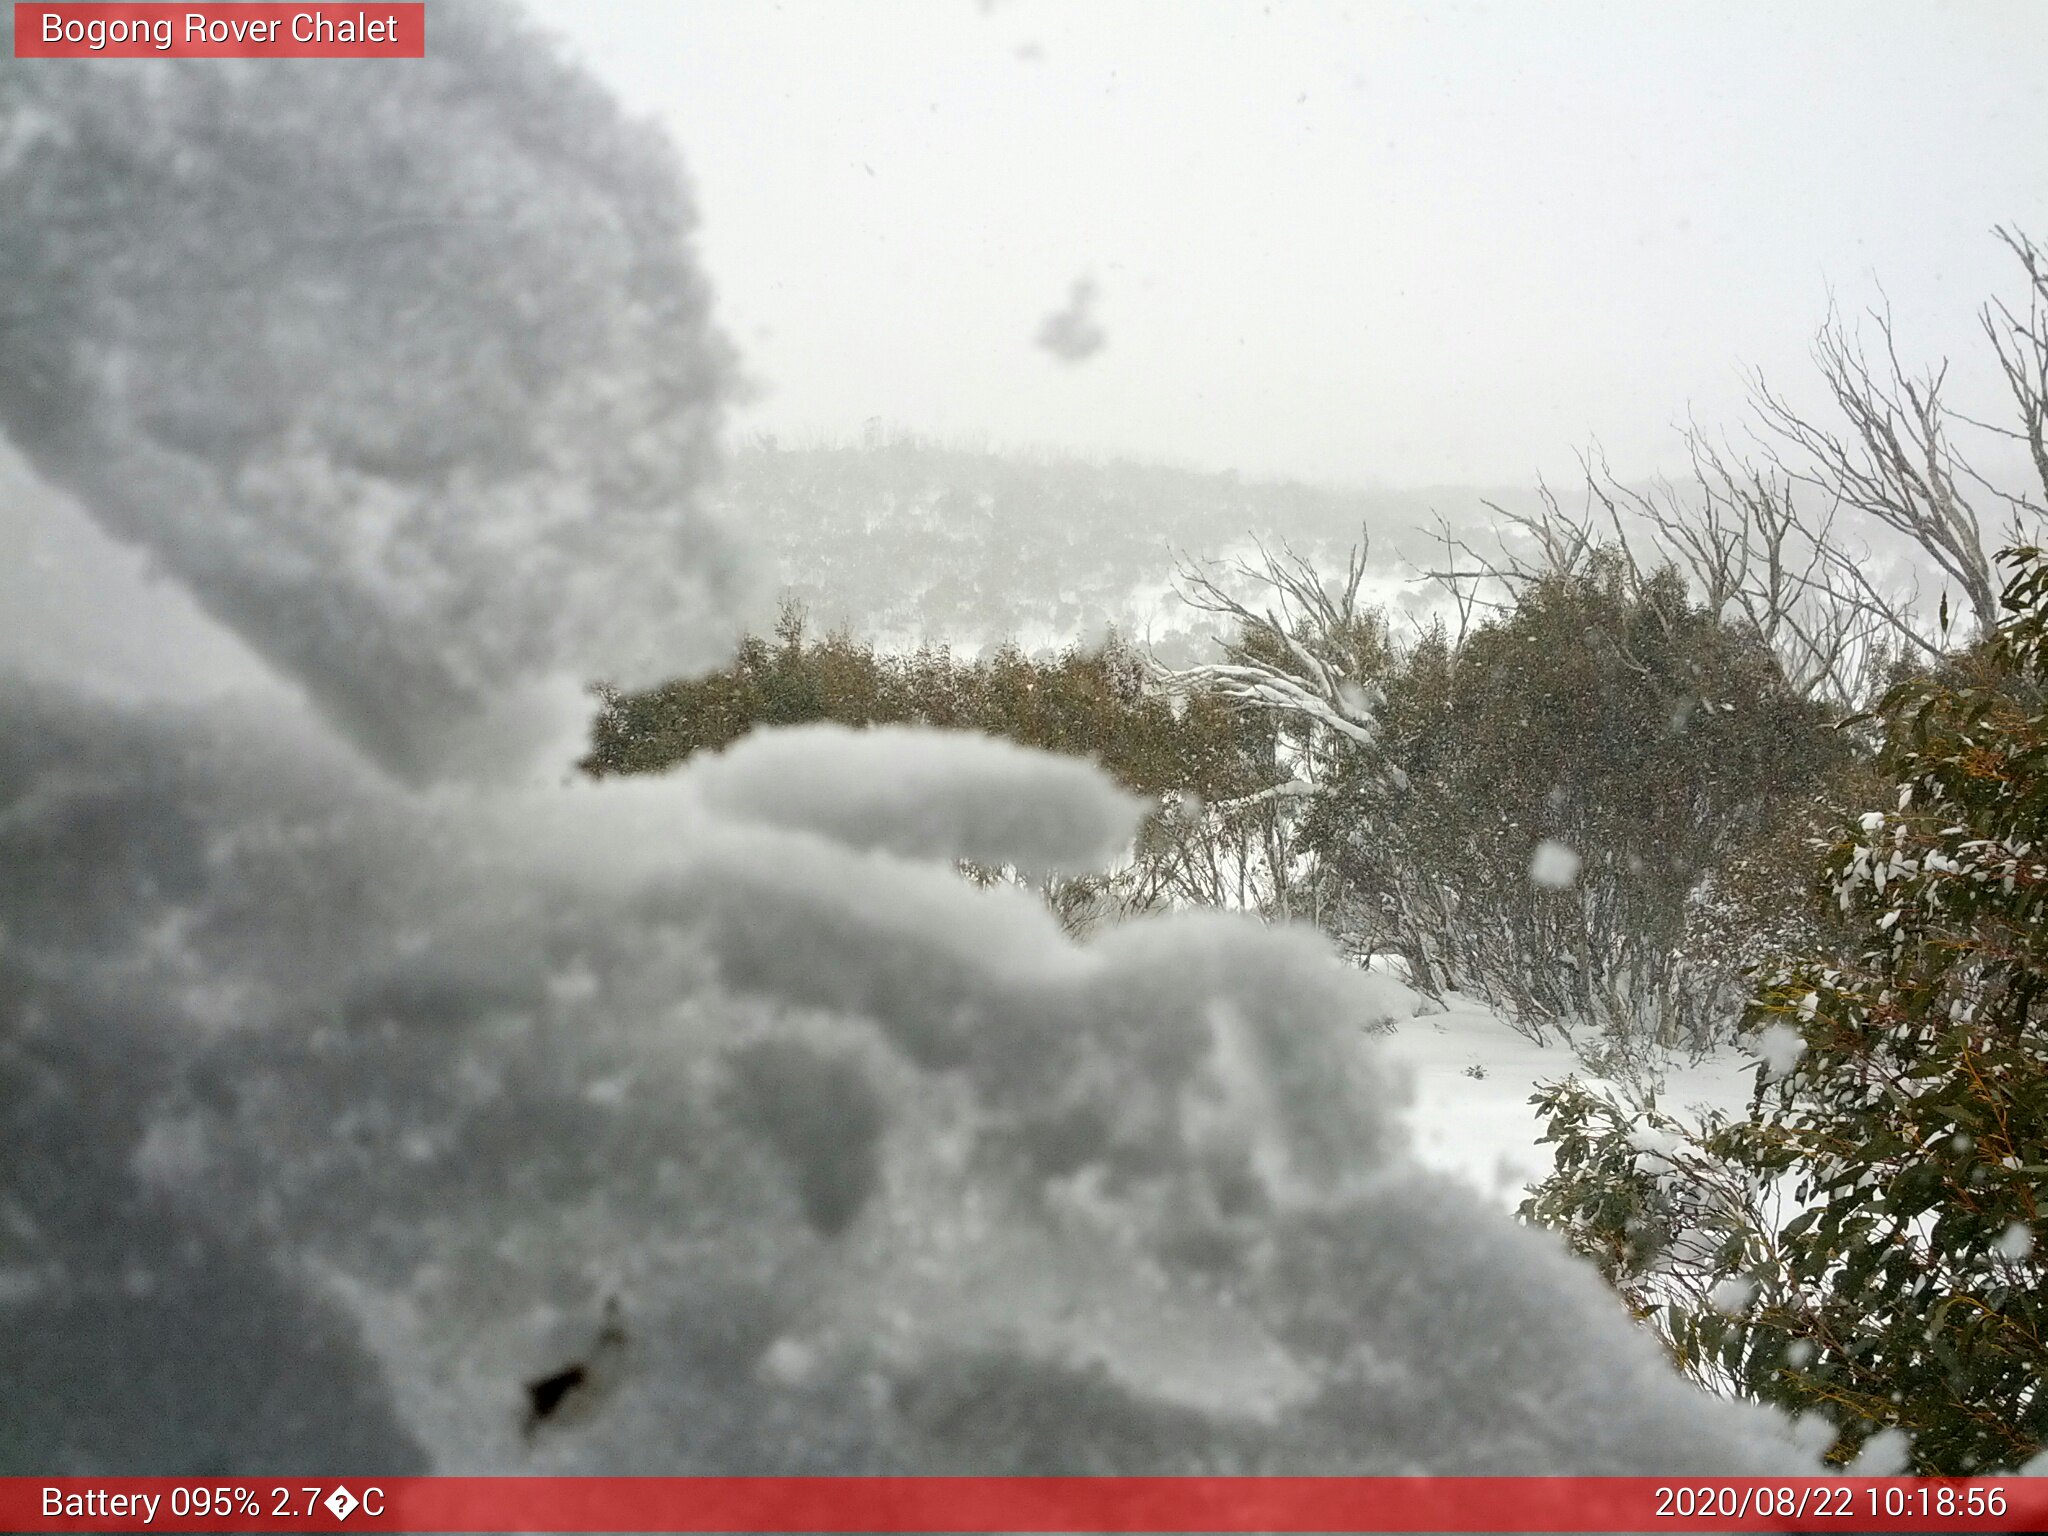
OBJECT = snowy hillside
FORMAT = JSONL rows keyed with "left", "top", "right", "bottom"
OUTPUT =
{"left": 720, "top": 439, "right": 1529, "bottom": 658}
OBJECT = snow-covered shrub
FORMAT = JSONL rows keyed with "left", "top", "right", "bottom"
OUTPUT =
{"left": 586, "top": 613, "right": 1275, "bottom": 932}
{"left": 1304, "top": 555, "right": 1846, "bottom": 1050}
{"left": 587, "top": 610, "right": 1254, "bottom": 812}
{"left": 1524, "top": 549, "right": 2048, "bottom": 1472}
{"left": 1519, "top": 1079, "right": 1783, "bottom": 1382}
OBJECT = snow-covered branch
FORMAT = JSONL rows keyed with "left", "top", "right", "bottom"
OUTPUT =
{"left": 1156, "top": 534, "right": 1394, "bottom": 770}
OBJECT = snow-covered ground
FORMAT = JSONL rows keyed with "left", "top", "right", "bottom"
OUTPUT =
{"left": 1374, "top": 992, "right": 1765, "bottom": 1208}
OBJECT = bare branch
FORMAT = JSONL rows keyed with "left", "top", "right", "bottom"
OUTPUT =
{"left": 1748, "top": 297, "right": 2000, "bottom": 637}
{"left": 1160, "top": 530, "right": 1390, "bottom": 760}
{"left": 1985, "top": 225, "right": 2048, "bottom": 513}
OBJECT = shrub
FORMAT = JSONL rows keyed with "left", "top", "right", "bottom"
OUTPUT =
{"left": 1523, "top": 549, "right": 2048, "bottom": 1473}
{"left": 1305, "top": 553, "right": 1847, "bottom": 1049}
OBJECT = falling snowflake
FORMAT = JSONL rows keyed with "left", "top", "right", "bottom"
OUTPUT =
{"left": 1709, "top": 1276, "right": 1758, "bottom": 1317}
{"left": 1528, "top": 839, "right": 1581, "bottom": 890}
{"left": 1750, "top": 1023, "right": 1806, "bottom": 1081}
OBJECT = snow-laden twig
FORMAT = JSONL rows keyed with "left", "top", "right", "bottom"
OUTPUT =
{"left": 1155, "top": 532, "right": 1392, "bottom": 764}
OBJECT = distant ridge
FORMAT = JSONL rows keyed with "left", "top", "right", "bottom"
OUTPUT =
{"left": 714, "top": 438, "right": 1532, "bottom": 655}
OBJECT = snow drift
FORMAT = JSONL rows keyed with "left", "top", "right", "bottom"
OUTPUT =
{"left": 0, "top": 1, "right": 750, "bottom": 785}
{"left": 684, "top": 722, "right": 1153, "bottom": 875}
{"left": 0, "top": 683, "right": 1829, "bottom": 1475}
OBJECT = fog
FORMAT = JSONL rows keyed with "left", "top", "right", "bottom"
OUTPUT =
{"left": 534, "top": 0, "right": 2048, "bottom": 487}
{"left": 8, "top": 1, "right": 2047, "bottom": 697}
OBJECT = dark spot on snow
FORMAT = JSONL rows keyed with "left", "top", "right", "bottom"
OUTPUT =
{"left": 521, "top": 1298, "right": 628, "bottom": 1438}
{"left": 523, "top": 1362, "right": 588, "bottom": 1433}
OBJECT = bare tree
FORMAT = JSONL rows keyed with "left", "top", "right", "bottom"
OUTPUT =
{"left": 1156, "top": 535, "right": 1390, "bottom": 764}
{"left": 1750, "top": 305, "right": 1998, "bottom": 650}
{"left": 1739, "top": 232, "right": 2048, "bottom": 666}
{"left": 1429, "top": 231, "right": 2048, "bottom": 715}
{"left": 1409, "top": 512, "right": 1495, "bottom": 651}
{"left": 1581, "top": 438, "right": 1902, "bottom": 713}
{"left": 1145, "top": 232, "right": 2048, "bottom": 1055}
{"left": 1981, "top": 225, "right": 2048, "bottom": 519}
{"left": 1145, "top": 535, "right": 1397, "bottom": 927}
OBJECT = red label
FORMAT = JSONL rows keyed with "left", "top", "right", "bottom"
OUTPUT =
{"left": 1, "top": 1477, "right": 2045, "bottom": 1534}
{"left": 14, "top": 4, "right": 424, "bottom": 57}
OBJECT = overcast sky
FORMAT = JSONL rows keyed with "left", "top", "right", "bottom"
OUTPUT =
{"left": 529, "top": 0, "right": 2048, "bottom": 489}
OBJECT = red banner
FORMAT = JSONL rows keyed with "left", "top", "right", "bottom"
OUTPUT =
{"left": 13, "top": 4, "right": 423, "bottom": 57}
{"left": 4, "top": 1477, "right": 2047, "bottom": 1533}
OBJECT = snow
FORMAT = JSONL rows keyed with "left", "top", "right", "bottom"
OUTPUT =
{"left": 684, "top": 722, "right": 1150, "bottom": 875}
{"left": 1710, "top": 1276, "right": 1760, "bottom": 1317}
{"left": 1373, "top": 995, "right": 1762, "bottom": 1207}
{"left": 1750, "top": 1022, "right": 1808, "bottom": 1081}
{"left": 0, "top": 3, "right": 753, "bottom": 786}
{"left": 1036, "top": 277, "right": 1106, "bottom": 365}
{"left": 1529, "top": 839, "right": 1582, "bottom": 890}
{"left": 0, "top": 0, "right": 1826, "bottom": 1482}
{"left": 0, "top": 447, "right": 289, "bottom": 704}
{"left": 1625, "top": 1123, "right": 1685, "bottom": 1165}
{"left": 1, "top": 686, "right": 1820, "bottom": 1474}
{"left": 1846, "top": 1427, "right": 1913, "bottom": 1476}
